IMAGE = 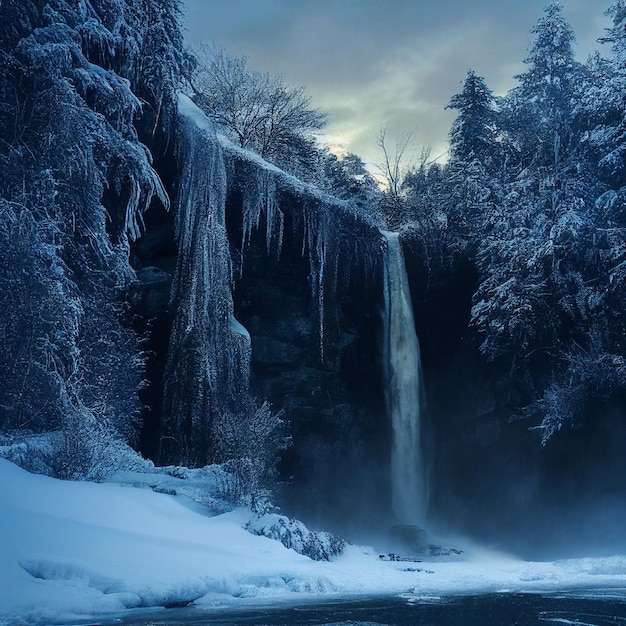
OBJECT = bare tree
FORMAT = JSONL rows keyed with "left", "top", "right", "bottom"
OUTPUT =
{"left": 192, "top": 47, "right": 326, "bottom": 165}
{"left": 211, "top": 400, "right": 290, "bottom": 503}
{"left": 376, "top": 127, "right": 414, "bottom": 204}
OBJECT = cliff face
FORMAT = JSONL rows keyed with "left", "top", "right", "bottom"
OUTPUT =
{"left": 133, "top": 96, "right": 389, "bottom": 527}
{"left": 403, "top": 236, "right": 626, "bottom": 557}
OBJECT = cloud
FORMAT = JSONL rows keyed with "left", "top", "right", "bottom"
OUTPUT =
{"left": 182, "top": 0, "right": 611, "bottom": 165}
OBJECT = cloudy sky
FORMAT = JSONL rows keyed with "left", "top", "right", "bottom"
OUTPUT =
{"left": 182, "top": 1, "right": 611, "bottom": 169}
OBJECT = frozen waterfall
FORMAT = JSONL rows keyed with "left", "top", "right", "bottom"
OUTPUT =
{"left": 382, "top": 231, "right": 427, "bottom": 527}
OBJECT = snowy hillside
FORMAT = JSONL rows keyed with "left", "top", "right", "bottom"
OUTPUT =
{"left": 3, "top": 459, "right": 626, "bottom": 625}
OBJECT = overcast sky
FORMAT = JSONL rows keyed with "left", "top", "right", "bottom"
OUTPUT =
{"left": 182, "top": 1, "right": 611, "bottom": 169}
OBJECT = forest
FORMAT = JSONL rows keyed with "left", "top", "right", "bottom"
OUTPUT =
{"left": 1, "top": 0, "right": 626, "bottom": 555}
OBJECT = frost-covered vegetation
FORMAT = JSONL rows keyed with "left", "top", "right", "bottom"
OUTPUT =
{"left": 396, "top": 1, "right": 626, "bottom": 442}
{"left": 246, "top": 513, "right": 346, "bottom": 561}
{"left": 192, "top": 46, "right": 326, "bottom": 176}
{"left": 0, "top": 0, "right": 189, "bottom": 477}
{"left": 192, "top": 46, "right": 380, "bottom": 201}
{"left": 0, "top": 0, "right": 382, "bottom": 495}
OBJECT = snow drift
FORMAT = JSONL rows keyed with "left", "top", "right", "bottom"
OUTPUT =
{"left": 3, "top": 459, "right": 626, "bottom": 625}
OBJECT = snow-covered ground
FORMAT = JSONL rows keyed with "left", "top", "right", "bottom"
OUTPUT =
{"left": 2, "top": 458, "right": 626, "bottom": 625}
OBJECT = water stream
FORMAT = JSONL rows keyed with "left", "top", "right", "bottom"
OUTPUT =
{"left": 381, "top": 230, "right": 427, "bottom": 527}
{"left": 99, "top": 591, "right": 626, "bottom": 625}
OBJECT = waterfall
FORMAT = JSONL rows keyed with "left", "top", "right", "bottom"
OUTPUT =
{"left": 382, "top": 231, "right": 427, "bottom": 527}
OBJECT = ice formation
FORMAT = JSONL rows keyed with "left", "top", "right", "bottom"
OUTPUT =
{"left": 161, "top": 95, "right": 382, "bottom": 463}
{"left": 160, "top": 95, "right": 251, "bottom": 464}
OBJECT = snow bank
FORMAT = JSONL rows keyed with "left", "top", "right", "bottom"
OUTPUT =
{"left": 0, "top": 459, "right": 310, "bottom": 624}
{"left": 2, "top": 459, "right": 626, "bottom": 625}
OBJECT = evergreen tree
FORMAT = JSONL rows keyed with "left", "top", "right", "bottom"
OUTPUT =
{"left": 463, "top": 3, "right": 625, "bottom": 438}
{"left": 507, "top": 1, "right": 584, "bottom": 170}
{"left": 596, "top": 1, "right": 626, "bottom": 185}
{"left": 0, "top": 0, "right": 187, "bottom": 477}
{"left": 321, "top": 151, "right": 379, "bottom": 208}
{"left": 446, "top": 70, "right": 498, "bottom": 167}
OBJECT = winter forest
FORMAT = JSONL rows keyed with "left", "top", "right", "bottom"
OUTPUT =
{"left": 3, "top": 0, "right": 626, "bottom": 614}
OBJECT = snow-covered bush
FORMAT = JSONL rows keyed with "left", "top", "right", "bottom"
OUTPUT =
{"left": 0, "top": 433, "right": 62, "bottom": 477}
{"left": 526, "top": 351, "right": 626, "bottom": 444}
{"left": 0, "top": 424, "right": 152, "bottom": 481}
{"left": 212, "top": 400, "right": 290, "bottom": 505}
{"left": 48, "top": 411, "right": 153, "bottom": 481}
{"left": 246, "top": 513, "right": 346, "bottom": 561}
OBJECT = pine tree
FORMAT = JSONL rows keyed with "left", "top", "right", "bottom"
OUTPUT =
{"left": 507, "top": 1, "right": 584, "bottom": 169}
{"left": 446, "top": 70, "right": 498, "bottom": 167}
{"left": 596, "top": 1, "right": 626, "bottom": 185}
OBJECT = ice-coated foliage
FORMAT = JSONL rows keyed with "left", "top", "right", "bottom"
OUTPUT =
{"left": 446, "top": 70, "right": 498, "bottom": 166}
{"left": 192, "top": 47, "right": 325, "bottom": 173}
{"left": 246, "top": 513, "right": 346, "bottom": 561}
{"left": 594, "top": 2, "right": 626, "bottom": 186}
{"left": 530, "top": 352, "right": 626, "bottom": 444}
{"left": 77, "top": 0, "right": 193, "bottom": 136}
{"left": 0, "top": 0, "right": 188, "bottom": 477}
{"left": 0, "top": 423, "right": 154, "bottom": 482}
{"left": 212, "top": 400, "right": 290, "bottom": 502}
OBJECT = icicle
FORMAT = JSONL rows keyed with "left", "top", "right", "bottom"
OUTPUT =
{"left": 161, "top": 95, "right": 252, "bottom": 464}
{"left": 215, "top": 111, "right": 384, "bottom": 364}
{"left": 228, "top": 313, "right": 250, "bottom": 340}
{"left": 239, "top": 165, "right": 283, "bottom": 257}
{"left": 316, "top": 236, "right": 326, "bottom": 361}
{"left": 299, "top": 202, "right": 330, "bottom": 361}
{"left": 125, "top": 178, "right": 142, "bottom": 241}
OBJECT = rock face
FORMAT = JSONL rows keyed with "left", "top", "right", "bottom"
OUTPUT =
{"left": 132, "top": 97, "right": 390, "bottom": 530}
{"left": 402, "top": 235, "right": 626, "bottom": 558}
{"left": 227, "top": 177, "right": 390, "bottom": 533}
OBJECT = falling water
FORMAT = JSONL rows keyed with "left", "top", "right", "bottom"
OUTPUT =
{"left": 382, "top": 231, "right": 427, "bottom": 527}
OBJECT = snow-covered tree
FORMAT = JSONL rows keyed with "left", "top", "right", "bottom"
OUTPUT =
{"left": 192, "top": 47, "right": 325, "bottom": 172}
{"left": 446, "top": 70, "right": 498, "bottom": 167}
{"left": 506, "top": 1, "right": 585, "bottom": 170}
{"left": 593, "top": 1, "right": 626, "bottom": 186}
{"left": 398, "top": 2, "right": 626, "bottom": 443}
{"left": 321, "top": 151, "right": 380, "bottom": 209}
{"left": 0, "top": 0, "right": 187, "bottom": 476}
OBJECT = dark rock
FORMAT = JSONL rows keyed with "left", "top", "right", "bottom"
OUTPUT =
{"left": 136, "top": 265, "right": 171, "bottom": 285}
{"left": 389, "top": 524, "right": 429, "bottom": 554}
{"left": 251, "top": 336, "right": 302, "bottom": 373}
{"left": 134, "top": 266, "right": 171, "bottom": 316}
